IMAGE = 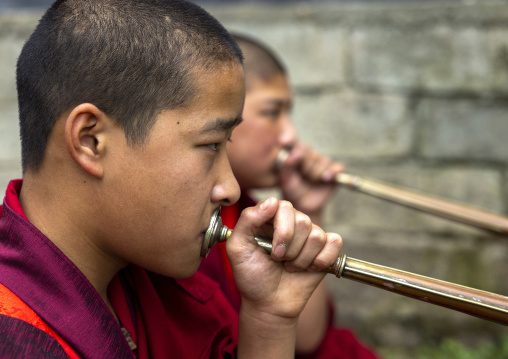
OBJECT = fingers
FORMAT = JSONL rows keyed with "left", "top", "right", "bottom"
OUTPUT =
{"left": 233, "top": 197, "right": 278, "bottom": 236}
{"left": 285, "top": 229, "right": 343, "bottom": 273}
{"left": 271, "top": 201, "right": 311, "bottom": 260}
{"left": 283, "top": 143, "right": 345, "bottom": 183}
{"left": 233, "top": 198, "right": 342, "bottom": 273}
{"left": 283, "top": 224, "right": 326, "bottom": 271}
{"left": 228, "top": 197, "right": 280, "bottom": 258}
{"left": 269, "top": 201, "right": 343, "bottom": 272}
{"left": 305, "top": 232, "right": 343, "bottom": 272}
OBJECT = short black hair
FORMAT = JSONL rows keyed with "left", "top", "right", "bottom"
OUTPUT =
{"left": 231, "top": 33, "right": 286, "bottom": 91}
{"left": 17, "top": 0, "right": 243, "bottom": 172}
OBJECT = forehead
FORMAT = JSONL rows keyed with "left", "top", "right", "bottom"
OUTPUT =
{"left": 247, "top": 74, "right": 290, "bottom": 96}
{"left": 246, "top": 74, "right": 291, "bottom": 106}
{"left": 153, "top": 63, "right": 245, "bottom": 136}
{"left": 191, "top": 63, "right": 244, "bottom": 121}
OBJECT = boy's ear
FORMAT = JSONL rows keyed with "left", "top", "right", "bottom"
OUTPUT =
{"left": 64, "top": 103, "right": 108, "bottom": 179}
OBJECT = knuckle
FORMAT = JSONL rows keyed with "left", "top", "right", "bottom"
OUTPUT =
{"left": 241, "top": 206, "right": 256, "bottom": 221}
{"left": 309, "top": 228, "right": 326, "bottom": 246}
{"left": 326, "top": 233, "right": 343, "bottom": 250}
{"left": 327, "top": 233, "right": 343, "bottom": 249}
{"left": 295, "top": 213, "right": 312, "bottom": 229}
{"left": 279, "top": 200, "right": 293, "bottom": 209}
{"left": 333, "top": 162, "right": 345, "bottom": 172}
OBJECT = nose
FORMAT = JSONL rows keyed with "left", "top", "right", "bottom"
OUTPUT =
{"left": 211, "top": 151, "right": 241, "bottom": 206}
{"left": 278, "top": 114, "right": 297, "bottom": 148}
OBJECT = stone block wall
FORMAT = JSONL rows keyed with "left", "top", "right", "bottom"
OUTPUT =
{"left": 1, "top": 1, "right": 508, "bottom": 354}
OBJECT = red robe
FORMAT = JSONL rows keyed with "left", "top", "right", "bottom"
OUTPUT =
{"left": 198, "top": 192, "right": 380, "bottom": 359}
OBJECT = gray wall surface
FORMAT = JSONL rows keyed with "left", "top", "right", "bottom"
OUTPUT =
{"left": 1, "top": 1, "right": 508, "bottom": 354}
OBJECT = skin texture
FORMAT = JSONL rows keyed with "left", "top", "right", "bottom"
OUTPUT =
{"left": 18, "top": 61, "right": 344, "bottom": 358}
{"left": 226, "top": 73, "right": 345, "bottom": 353}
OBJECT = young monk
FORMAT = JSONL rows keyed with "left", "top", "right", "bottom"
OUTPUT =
{"left": 0, "top": 1, "right": 344, "bottom": 358}
{"left": 198, "top": 34, "right": 379, "bottom": 359}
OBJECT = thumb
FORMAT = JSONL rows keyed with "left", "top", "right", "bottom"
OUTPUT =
{"left": 226, "top": 197, "right": 279, "bottom": 262}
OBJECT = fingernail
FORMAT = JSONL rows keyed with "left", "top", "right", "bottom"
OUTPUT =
{"left": 322, "top": 170, "right": 334, "bottom": 182}
{"left": 274, "top": 243, "right": 287, "bottom": 258}
{"left": 260, "top": 197, "right": 273, "bottom": 211}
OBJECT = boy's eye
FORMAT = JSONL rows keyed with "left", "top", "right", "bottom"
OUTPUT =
{"left": 207, "top": 143, "right": 219, "bottom": 151}
{"left": 262, "top": 109, "right": 282, "bottom": 120}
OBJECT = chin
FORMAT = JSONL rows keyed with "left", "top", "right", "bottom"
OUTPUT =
{"left": 178, "top": 259, "right": 202, "bottom": 278}
{"left": 149, "top": 257, "right": 202, "bottom": 279}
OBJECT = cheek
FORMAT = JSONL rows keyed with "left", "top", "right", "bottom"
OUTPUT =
{"left": 236, "top": 121, "right": 278, "bottom": 154}
{"left": 250, "top": 128, "right": 278, "bottom": 164}
{"left": 124, "top": 157, "right": 209, "bottom": 228}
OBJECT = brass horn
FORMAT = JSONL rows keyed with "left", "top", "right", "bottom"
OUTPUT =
{"left": 202, "top": 208, "right": 508, "bottom": 326}
{"left": 276, "top": 149, "right": 508, "bottom": 235}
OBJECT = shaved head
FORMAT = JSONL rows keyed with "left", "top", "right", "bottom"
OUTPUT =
{"left": 232, "top": 34, "right": 286, "bottom": 91}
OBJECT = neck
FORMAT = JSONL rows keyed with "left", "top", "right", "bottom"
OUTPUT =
{"left": 20, "top": 173, "right": 126, "bottom": 317}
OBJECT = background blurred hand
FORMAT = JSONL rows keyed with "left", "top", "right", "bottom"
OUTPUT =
{"left": 279, "top": 144, "right": 345, "bottom": 216}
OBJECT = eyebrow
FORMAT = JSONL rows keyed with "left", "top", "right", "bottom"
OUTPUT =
{"left": 263, "top": 99, "right": 292, "bottom": 109}
{"left": 199, "top": 116, "right": 243, "bottom": 134}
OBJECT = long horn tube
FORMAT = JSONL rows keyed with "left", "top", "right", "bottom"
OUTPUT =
{"left": 277, "top": 149, "right": 508, "bottom": 235}
{"left": 202, "top": 208, "right": 508, "bottom": 326}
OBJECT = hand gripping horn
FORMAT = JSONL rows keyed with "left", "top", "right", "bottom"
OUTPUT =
{"left": 202, "top": 207, "right": 508, "bottom": 326}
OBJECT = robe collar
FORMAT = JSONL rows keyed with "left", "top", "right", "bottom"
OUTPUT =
{"left": 0, "top": 179, "right": 134, "bottom": 358}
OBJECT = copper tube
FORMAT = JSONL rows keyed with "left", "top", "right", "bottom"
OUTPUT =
{"left": 276, "top": 149, "right": 508, "bottom": 234}
{"left": 327, "top": 255, "right": 508, "bottom": 326}
{"left": 336, "top": 173, "right": 508, "bottom": 235}
{"left": 202, "top": 208, "right": 508, "bottom": 326}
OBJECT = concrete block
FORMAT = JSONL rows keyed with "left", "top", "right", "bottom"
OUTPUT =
{"left": 352, "top": 26, "right": 508, "bottom": 94}
{"left": 0, "top": 36, "right": 24, "bottom": 100}
{"left": 0, "top": 101, "right": 20, "bottom": 162}
{"left": 448, "top": 27, "right": 508, "bottom": 93}
{"left": 487, "top": 28, "right": 508, "bottom": 93}
{"left": 417, "top": 98, "right": 508, "bottom": 162}
{"left": 0, "top": 160, "right": 21, "bottom": 196}
{"left": 351, "top": 25, "right": 456, "bottom": 91}
{"left": 0, "top": 12, "right": 38, "bottom": 100}
{"left": 292, "top": 90, "right": 413, "bottom": 160}
{"left": 219, "top": 22, "right": 347, "bottom": 87}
